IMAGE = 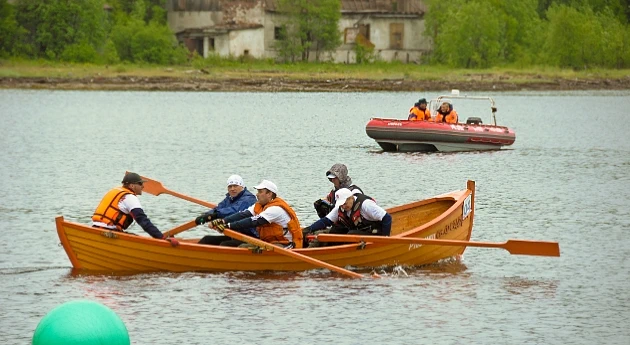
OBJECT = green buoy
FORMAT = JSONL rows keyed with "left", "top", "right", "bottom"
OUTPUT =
{"left": 32, "top": 300, "right": 130, "bottom": 345}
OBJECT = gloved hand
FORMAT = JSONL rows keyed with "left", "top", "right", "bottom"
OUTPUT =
{"left": 163, "top": 235, "right": 180, "bottom": 247}
{"left": 210, "top": 219, "right": 226, "bottom": 232}
{"left": 301, "top": 226, "right": 312, "bottom": 236}
{"left": 195, "top": 209, "right": 217, "bottom": 225}
{"left": 195, "top": 214, "right": 208, "bottom": 225}
{"left": 207, "top": 209, "right": 218, "bottom": 221}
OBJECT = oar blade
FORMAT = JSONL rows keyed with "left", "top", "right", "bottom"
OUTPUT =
{"left": 138, "top": 174, "right": 166, "bottom": 196}
{"left": 503, "top": 240, "right": 560, "bottom": 257}
{"left": 135, "top": 173, "right": 217, "bottom": 208}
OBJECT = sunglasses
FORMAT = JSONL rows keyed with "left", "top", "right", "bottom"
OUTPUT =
{"left": 135, "top": 181, "right": 144, "bottom": 186}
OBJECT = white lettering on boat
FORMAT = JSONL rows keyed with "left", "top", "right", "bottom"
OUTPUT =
{"left": 407, "top": 218, "right": 463, "bottom": 251}
{"left": 387, "top": 122, "right": 402, "bottom": 126}
{"left": 450, "top": 124, "right": 466, "bottom": 131}
{"left": 462, "top": 194, "right": 472, "bottom": 220}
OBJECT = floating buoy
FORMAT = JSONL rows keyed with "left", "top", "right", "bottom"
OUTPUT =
{"left": 32, "top": 300, "right": 129, "bottom": 345}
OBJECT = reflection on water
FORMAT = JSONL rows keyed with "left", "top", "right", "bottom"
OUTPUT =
{"left": 1, "top": 90, "right": 629, "bottom": 345}
{"left": 502, "top": 277, "right": 558, "bottom": 299}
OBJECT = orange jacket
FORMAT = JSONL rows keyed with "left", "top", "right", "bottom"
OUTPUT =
{"left": 408, "top": 106, "right": 431, "bottom": 121}
{"left": 92, "top": 187, "right": 135, "bottom": 230}
{"left": 253, "top": 197, "right": 303, "bottom": 248}
{"left": 435, "top": 108, "right": 458, "bottom": 124}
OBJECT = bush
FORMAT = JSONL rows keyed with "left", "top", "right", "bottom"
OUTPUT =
{"left": 101, "top": 39, "right": 120, "bottom": 65}
{"left": 60, "top": 42, "right": 98, "bottom": 63}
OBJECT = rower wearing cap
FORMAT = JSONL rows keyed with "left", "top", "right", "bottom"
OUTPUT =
{"left": 314, "top": 163, "right": 363, "bottom": 219}
{"left": 303, "top": 188, "right": 392, "bottom": 245}
{"left": 92, "top": 172, "right": 179, "bottom": 247}
{"left": 208, "top": 179, "right": 303, "bottom": 248}
{"left": 196, "top": 174, "right": 257, "bottom": 246}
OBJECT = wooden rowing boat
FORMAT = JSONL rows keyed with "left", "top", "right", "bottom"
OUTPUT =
{"left": 56, "top": 180, "right": 476, "bottom": 273}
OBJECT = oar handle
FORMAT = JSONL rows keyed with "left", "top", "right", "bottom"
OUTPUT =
{"left": 223, "top": 229, "right": 366, "bottom": 279}
{"left": 163, "top": 219, "right": 198, "bottom": 238}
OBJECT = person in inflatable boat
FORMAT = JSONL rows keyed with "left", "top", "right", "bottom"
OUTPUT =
{"left": 435, "top": 101, "right": 459, "bottom": 124}
{"left": 408, "top": 98, "right": 431, "bottom": 121}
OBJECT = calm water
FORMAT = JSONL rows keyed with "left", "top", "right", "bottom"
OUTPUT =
{"left": 0, "top": 89, "right": 629, "bottom": 345}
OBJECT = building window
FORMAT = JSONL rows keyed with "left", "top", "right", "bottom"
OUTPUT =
{"left": 359, "top": 24, "right": 370, "bottom": 41}
{"left": 390, "top": 23, "right": 404, "bottom": 49}
{"left": 274, "top": 26, "right": 284, "bottom": 40}
{"left": 344, "top": 27, "right": 358, "bottom": 44}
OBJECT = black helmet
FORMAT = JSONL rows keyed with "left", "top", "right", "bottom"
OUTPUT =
{"left": 418, "top": 98, "right": 427, "bottom": 104}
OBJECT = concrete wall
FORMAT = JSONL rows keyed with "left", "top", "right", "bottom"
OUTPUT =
{"left": 168, "top": 11, "right": 223, "bottom": 33}
{"left": 334, "top": 15, "right": 430, "bottom": 63}
{"left": 229, "top": 29, "right": 265, "bottom": 57}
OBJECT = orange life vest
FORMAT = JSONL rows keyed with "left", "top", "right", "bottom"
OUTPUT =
{"left": 92, "top": 187, "right": 135, "bottom": 230}
{"left": 408, "top": 106, "right": 431, "bottom": 121}
{"left": 253, "top": 197, "right": 303, "bottom": 248}
{"left": 436, "top": 109, "right": 458, "bottom": 124}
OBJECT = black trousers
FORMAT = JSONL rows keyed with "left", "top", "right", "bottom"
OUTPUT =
{"left": 198, "top": 235, "right": 244, "bottom": 247}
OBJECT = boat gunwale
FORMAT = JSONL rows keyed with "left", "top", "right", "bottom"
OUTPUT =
{"left": 367, "top": 117, "right": 515, "bottom": 132}
{"left": 56, "top": 182, "right": 475, "bottom": 271}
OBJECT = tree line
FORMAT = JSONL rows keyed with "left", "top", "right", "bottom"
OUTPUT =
{"left": 0, "top": 0, "right": 187, "bottom": 64}
{"left": 1, "top": 0, "right": 630, "bottom": 69}
{"left": 425, "top": 0, "right": 630, "bottom": 68}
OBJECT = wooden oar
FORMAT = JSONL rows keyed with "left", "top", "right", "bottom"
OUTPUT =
{"left": 222, "top": 229, "right": 366, "bottom": 279}
{"left": 315, "top": 234, "right": 560, "bottom": 257}
{"left": 163, "top": 219, "right": 197, "bottom": 238}
{"left": 134, "top": 172, "right": 217, "bottom": 208}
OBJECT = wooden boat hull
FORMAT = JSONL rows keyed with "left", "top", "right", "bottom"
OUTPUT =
{"left": 366, "top": 118, "right": 516, "bottom": 152}
{"left": 57, "top": 181, "right": 476, "bottom": 273}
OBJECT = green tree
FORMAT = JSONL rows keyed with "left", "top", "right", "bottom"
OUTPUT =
{"left": 110, "top": 5, "right": 186, "bottom": 64}
{"left": 110, "top": 0, "right": 166, "bottom": 24}
{"left": 274, "top": 24, "right": 303, "bottom": 62}
{"left": 275, "top": 0, "right": 341, "bottom": 62}
{"left": 496, "top": 0, "right": 544, "bottom": 65}
{"left": 15, "top": 0, "right": 107, "bottom": 60}
{"left": 543, "top": 4, "right": 598, "bottom": 68}
{"left": 0, "top": 0, "right": 28, "bottom": 56}
{"left": 434, "top": 0, "right": 502, "bottom": 68}
{"left": 537, "top": 0, "right": 628, "bottom": 22}
{"left": 424, "top": 0, "right": 465, "bottom": 64}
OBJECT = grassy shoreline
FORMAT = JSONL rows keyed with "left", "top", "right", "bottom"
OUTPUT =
{"left": 2, "top": 59, "right": 630, "bottom": 91}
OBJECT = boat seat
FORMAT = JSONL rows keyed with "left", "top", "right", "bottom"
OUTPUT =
{"left": 466, "top": 117, "right": 483, "bottom": 125}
